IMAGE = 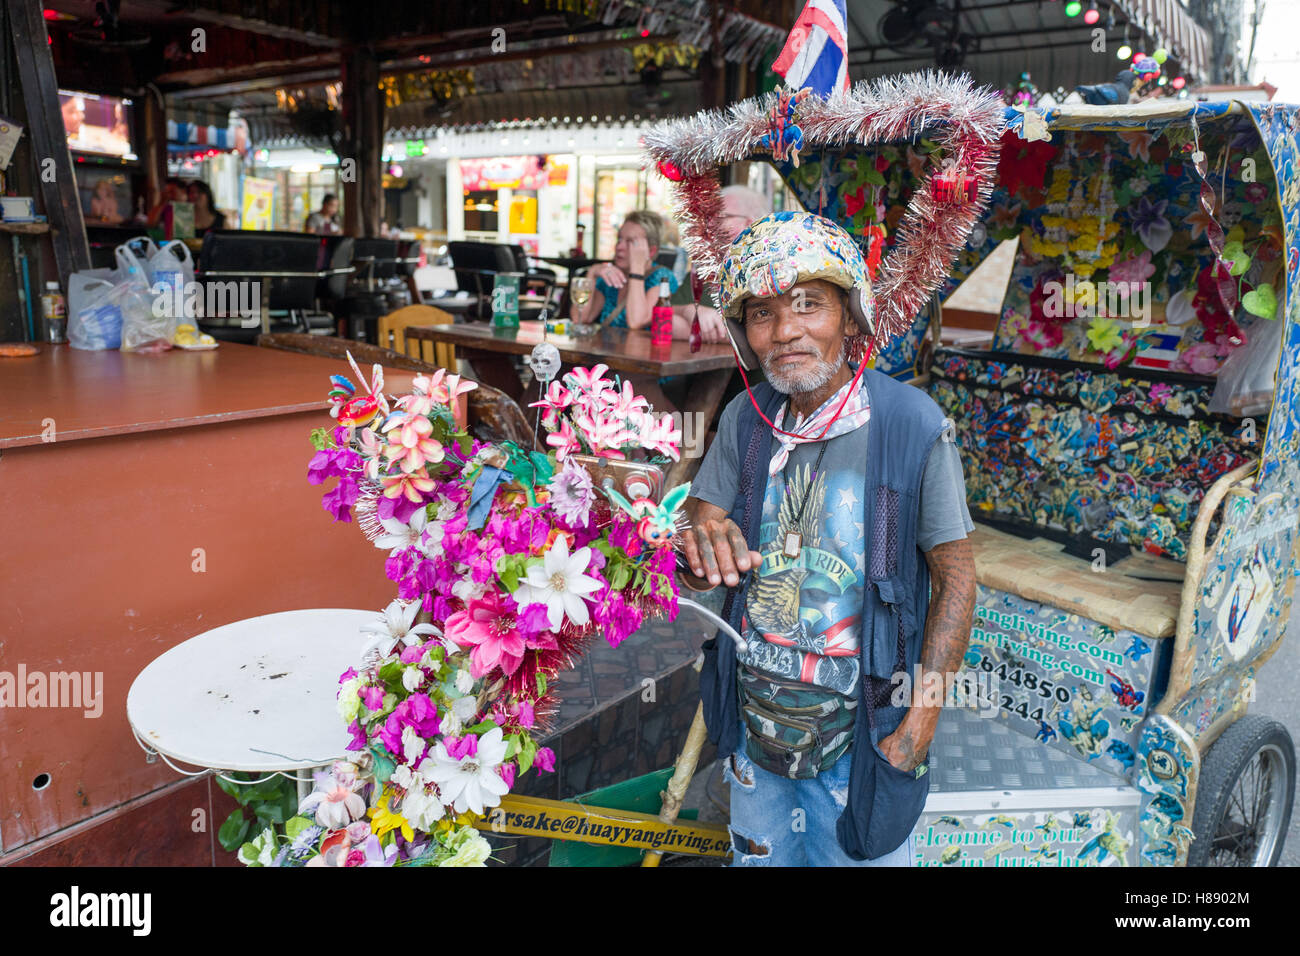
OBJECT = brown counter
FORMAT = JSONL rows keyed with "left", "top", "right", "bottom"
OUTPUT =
{"left": 0, "top": 342, "right": 418, "bottom": 863}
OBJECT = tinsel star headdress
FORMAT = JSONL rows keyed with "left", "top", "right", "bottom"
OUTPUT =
{"left": 642, "top": 70, "right": 1006, "bottom": 364}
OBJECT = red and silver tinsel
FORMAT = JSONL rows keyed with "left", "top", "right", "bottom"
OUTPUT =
{"left": 642, "top": 71, "right": 1007, "bottom": 349}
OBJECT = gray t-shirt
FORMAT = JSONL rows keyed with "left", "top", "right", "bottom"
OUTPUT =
{"left": 691, "top": 383, "right": 973, "bottom": 694}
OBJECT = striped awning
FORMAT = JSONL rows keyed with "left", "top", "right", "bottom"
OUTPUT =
{"left": 1115, "top": 0, "right": 1212, "bottom": 81}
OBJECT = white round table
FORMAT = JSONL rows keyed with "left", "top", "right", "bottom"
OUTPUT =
{"left": 127, "top": 608, "right": 375, "bottom": 789}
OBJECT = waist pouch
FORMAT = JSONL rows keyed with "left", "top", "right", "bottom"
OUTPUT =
{"left": 738, "top": 665, "right": 858, "bottom": 779}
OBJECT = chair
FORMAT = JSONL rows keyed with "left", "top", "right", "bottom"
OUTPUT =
{"left": 255, "top": 333, "right": 535, "bottom": 448}
{"left": 447, "top": 241, "right": 514, "bottom": 321}
{"left": 195, "top": 230, "right": 329, "bottom": 344}
{"left": 375, "top": 303, "right": 457, "bottom": 369}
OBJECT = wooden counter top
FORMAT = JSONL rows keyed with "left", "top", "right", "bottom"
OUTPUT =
{"left": 0, "top": 342, "right": 415, "bottom": 449}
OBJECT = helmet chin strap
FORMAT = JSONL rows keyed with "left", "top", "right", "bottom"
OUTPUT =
{"left": 734, "top": 334, "right": 878, "bottom": 442}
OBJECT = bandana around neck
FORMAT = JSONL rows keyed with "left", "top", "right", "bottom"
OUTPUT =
{"left": 768, "top": 377, "right": 871, "bottom": 475}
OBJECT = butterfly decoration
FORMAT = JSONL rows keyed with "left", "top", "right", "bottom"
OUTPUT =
{"left": 601, "top": 481, "right": 692, "bottom": 548}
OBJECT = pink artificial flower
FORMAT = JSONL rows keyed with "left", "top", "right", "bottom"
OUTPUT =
{"left": 529, "top": 381, "right": 573, "bottom": 431}
{"left": 1107, "top": 250, "right": 1155, "bottom": 288}
{"left": 534, "top": 747, "right": 557, "bottom": 773}
{"left": 445, "top": 592, "right": 528, "bottom": 677}
{"left": 382, "top": 471, "right": 437, "bottom": 503}
{"left": 609, "top": 379, "right": 650, "bottom": 418}
{"left": 639, "top": 412, "right": 683, "bottom": 461}
{"left": 498, "top": 761, "right": 517, "bottom": 788}
{"left": 546, "top": 420, "right": 581, "bottom": 462}
{"left": 1148, "top": 382, "right": 1172, "bottom": 406}
{"left": 565, "top": 363, "right": 611, "bottom": 395}
{"left": 1173, "top": 341, "right": 1222, "bottom": 375}
{"left": 444, "top": 733, "right": 478, "bottom": 760}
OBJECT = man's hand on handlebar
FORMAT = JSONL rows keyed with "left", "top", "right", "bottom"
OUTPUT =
{"left": 679, "top": 499, "right": 763, "bottom": 590}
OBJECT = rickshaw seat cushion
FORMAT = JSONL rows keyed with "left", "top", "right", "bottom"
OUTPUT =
{"left": 969, "top": 523, "right": 1180, "bottom": 640}
{"left": 927, "top": 347, "right": 1253, "bottom": 562}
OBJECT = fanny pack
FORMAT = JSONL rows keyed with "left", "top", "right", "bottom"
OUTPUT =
{"left": 738, "top": 664, "right": 858, "bottom": 779}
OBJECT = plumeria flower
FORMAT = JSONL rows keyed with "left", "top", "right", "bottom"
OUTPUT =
{"left": 372, "top": 508, "right": 428, "bottom": 555}
{"left": 425, "top": 728, "right": 511, "bottom": 816}
{"left": 381, "top": 470, "right": 437, "bottom": 504}
{"left": 299, "top": 768, "right": 367, "bottom": 830}
{"left": 382, "top": 412, "right": 445, "bottom": 473}
{"left": 513, "top": 537, "right": 603, "bottom": 630}
{"left": 360, "top": 599, "right": 442, "bottom": 660}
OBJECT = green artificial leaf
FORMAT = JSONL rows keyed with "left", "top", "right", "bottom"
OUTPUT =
{"left": 284, "top": 815, "right": 314, "bottom": 841}
{"left": 864, "top": 168, "right": 885, "bottom": 187}
{"left": 536, "top": 672, "right": 547, "bottom": 696}
{"left": 218, "top": 809, "right": 251, "bottom": 851}
{"left": 504, "top": 734, "right": 521, "bottom": 759}
{"left": 1242, "top": 284, "right": 1278, "bottom": 318}
{"left": 1220, "top": 240, "right": 1251, "bottom": 277}
{"left": 309, "top": 427, "right": 335, "bottom": 451}
{"left": 466, "top": 719, "right": 499, "bottom": 735}
{"left": 518, "top": 737, "right": 537, "bottom": 775}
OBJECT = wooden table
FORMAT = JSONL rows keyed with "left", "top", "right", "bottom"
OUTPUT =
{"left": 404, "top": 320, "right": 737, "bottom": 488}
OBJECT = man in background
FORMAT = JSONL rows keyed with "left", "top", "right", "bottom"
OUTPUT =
{"left": 305, "top": 194, "right": 341, "bottom": 235}
{"left": 672, "top": 184, "right": 773, "bottom": 344}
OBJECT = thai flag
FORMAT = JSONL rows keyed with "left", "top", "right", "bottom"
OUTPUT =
{"left": 1132, "top": 332, "right": 1182, "bottom": 370}
{"left": 771, "top": 0, "right": 851, "bottom": 98}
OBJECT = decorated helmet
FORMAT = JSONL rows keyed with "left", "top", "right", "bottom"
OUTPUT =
{"left": 718, "top": 211, "right": 876, "bottom": 369}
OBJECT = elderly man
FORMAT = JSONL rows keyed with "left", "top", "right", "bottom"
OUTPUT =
{"left": 680, "top": 212, "right": 976, "bottom": 867}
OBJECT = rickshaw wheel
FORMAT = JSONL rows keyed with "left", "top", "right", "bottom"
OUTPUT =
{"left": 1188, "top": 715, "right": 1295, "bottom": 867}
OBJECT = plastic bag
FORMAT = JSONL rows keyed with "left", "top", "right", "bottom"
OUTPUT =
{"left": 1209, "top": 308, "right": 1284, "bottom": 417}
{"left": 119, "top": 279, "right": 174, "bottom": 352}
{"left": 114, "top": 241, "right": 153, "bottom": 291}
{"left": 68, "top": 272, "right": 122, "bottom": 350}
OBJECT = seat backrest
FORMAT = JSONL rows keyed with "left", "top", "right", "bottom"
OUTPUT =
{"left": 352, "top": 238, "right": 402, "bottom": 281}
{"left": 927, "top": 346, "right": 1254, "bottom": 562}
{"left": 198, "top": 229, "right": 320, "bottom": 311}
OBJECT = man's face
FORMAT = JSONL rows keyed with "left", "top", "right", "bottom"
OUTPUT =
{"left": 743, "top": 279, "right": 850, "bottom": 394}
{"left": 720, "top": 194, "right": 754, "bottom": 242}
{"left": 323, "top": 199, "right": 338, "bottom": 217}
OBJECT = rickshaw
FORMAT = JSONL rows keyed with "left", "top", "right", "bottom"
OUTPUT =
{"left": 620, "top": 76, "right": 1299, "bottom": 867}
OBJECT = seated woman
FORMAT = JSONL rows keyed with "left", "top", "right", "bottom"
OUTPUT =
{"left": 571, "top": 211, "right": 678, "bottom": 331}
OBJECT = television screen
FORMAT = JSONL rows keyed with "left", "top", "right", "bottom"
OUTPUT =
{"left": 59, "top": 90, "right": 137, "bottom": 160}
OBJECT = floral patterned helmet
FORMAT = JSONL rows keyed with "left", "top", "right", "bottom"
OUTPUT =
{"left": 718, "top": 211, "right": 876, "bottom": 369}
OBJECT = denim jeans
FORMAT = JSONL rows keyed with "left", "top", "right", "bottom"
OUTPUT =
{"left": 725, "top": 721, "right": 915, "bottom": 867}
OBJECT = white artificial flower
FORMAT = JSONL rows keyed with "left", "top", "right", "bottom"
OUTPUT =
{"left": 401, "top": 724, "right": 426, "bottom": 766}
{"left": 434, "top": 495, "right": 459, "bottom": 520}
{"left": 373, "top": 508, "right": 428, "bottom": 555}
{"left": 392, "top": 760, "right": 447, "bottom": 831}
{"left": 299, "top": 769, "right": 367, "bottom": 830}
{"left": 421, "top": 520, "right": 446, "bottom": 558}
{"left": 425, "top": 727, "right": 511, "bottom": 816}
{"left": 359, "top": 599, "right": 441, "bottom": 661}
{"left": 513, "top": 538, "right": 603, "bottom": 630}
{"left": 451, "top": 577, "right": 489, "bottom": 605}
{"left": 402, "top": 666, "right": 426, "bottom": 693}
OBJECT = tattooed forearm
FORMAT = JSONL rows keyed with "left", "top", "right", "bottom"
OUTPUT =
{"left": 920, "top": 536, "right": 976, "bottom": 682}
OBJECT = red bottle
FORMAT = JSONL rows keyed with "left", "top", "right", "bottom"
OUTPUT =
{"left": 651, "top": 281, "right": 673, "bottom": 346}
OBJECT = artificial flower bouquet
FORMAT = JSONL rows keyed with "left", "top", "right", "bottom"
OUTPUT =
{"left": 240, "top": 357, "right": 688, "bottom": 866}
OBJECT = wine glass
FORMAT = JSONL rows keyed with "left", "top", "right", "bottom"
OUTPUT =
{"left": 569, "top": 276, "right": 596, "bottom": 335}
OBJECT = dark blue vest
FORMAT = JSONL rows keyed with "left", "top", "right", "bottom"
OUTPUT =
{"left": 697, "top": 367, "right": 948, "bottom": 860}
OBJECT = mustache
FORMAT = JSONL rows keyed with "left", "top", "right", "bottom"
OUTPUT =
{"left": 763, "top": 346, "right": 819, "bottom": 361}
